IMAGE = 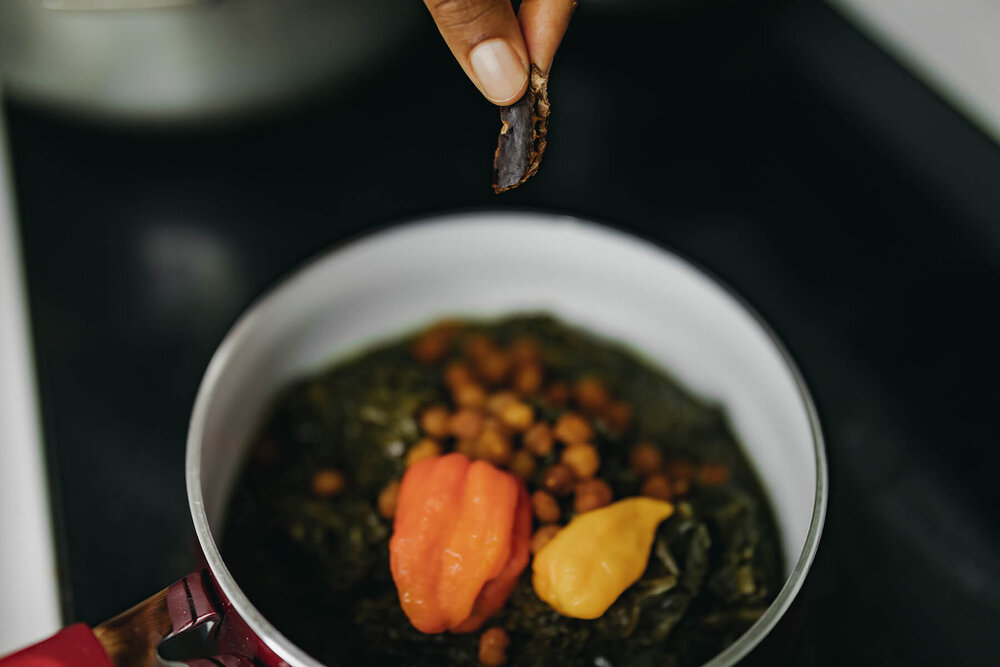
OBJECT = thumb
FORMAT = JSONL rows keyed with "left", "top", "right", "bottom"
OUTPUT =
{"left": 424, "top": 0, "right": 530, "bottom": 105}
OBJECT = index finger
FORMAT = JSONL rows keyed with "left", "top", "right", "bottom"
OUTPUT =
{"left": 518, "top": 0, "right": 578, "bottom": 73}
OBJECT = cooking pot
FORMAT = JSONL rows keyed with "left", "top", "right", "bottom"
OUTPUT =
{"left": 0, "top": 212, "right": 827, "bottom": 666}
{"left": 0, "top": 0, "right": 419, "bottom": 122}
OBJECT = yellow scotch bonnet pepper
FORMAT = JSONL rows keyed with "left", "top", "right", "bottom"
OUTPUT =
{"left": 532, "top": 497, "right": 674, "bottom": 619}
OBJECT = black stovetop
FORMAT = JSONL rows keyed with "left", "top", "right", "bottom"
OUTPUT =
{"left": 6, "top": 0, "right": 999, "bottom": 664}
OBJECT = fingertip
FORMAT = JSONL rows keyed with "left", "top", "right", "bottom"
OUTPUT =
{"left": 486, "top": 75, "right": 529, "bottom": 106}
{"left": 518, "top": 0, "right": 576, "bottom": 73}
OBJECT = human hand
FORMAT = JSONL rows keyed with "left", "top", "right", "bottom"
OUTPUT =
{"left": 423, "top": 0, "right": 576, "bottom": 105}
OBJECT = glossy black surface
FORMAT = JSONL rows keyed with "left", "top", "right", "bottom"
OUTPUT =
{"left": 6, "top": 0, "right": 998, "bottom": 664}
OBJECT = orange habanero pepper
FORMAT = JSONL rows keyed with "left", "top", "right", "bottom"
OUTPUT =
{"left": 389, "top": 452, "right": 531, "bottom": 633}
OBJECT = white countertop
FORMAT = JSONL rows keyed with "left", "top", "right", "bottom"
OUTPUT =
{"left": 0, "top": 93, "right": 61, "bottom": 655}
{"left": 828, "top": 0, "right": 1000, "bottom": 144}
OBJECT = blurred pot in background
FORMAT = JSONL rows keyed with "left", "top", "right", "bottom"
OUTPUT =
{"left": 0, "top": 0, "right": 420, "bottom": 123}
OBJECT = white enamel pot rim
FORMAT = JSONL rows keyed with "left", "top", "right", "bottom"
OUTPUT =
{"left": 186, "top": 211, "right": 829, "bottom": 667}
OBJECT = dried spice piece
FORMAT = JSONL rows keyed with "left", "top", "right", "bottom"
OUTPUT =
{"left": 492, "top": 65, "right": 550, "bottom": 193}
{"left": 478, "top": 627, "right": 511, "bottom": 667}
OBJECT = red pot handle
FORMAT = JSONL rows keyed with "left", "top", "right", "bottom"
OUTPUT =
{"left": 0, "top": 572, "right": 253, "bottom": 667}
{"left": 0, "top": 623, "right": 113, "bottom": 667}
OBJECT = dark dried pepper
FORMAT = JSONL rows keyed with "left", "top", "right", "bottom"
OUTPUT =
{"left": 493, "top": 65, "right": 550, "bottom": 194}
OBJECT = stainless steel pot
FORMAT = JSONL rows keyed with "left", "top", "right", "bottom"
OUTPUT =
{"left": 187, "top": 212, "right": 828, "bottom": 666}
{"left": 0, "top": 0, "right": 420, "bottom": 122}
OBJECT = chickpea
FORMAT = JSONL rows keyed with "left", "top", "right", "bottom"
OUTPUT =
{"left": 419, "top": 405, "right": 451, "bottom": 439}
{"left": 449, "top": 408, "right": 485, "bottom": 440}
{"left": 561, "top": 442, "right": 600, "bottom": 479}
{"left": 513, "top": 362, "right": 543, "bottom": 396}
{"left": 605, "top": 400, "right": 633, "bottom": 434}
{"left": 629, "top": 442, "right": 662, "bottom": 476}
{"left": 531, "top": 490, "right": 561, "bottom": 523}
{"left": 509, "top": 335, "right": 541, "bottom": 364}
{"left": 410, "top": 327, "right": 452, "bottom": 364}
{"left": 522, "top": 422, "right": 554, "bottom": 457}
{"left": 464, "top": 332, "right": 495, "bottom": 360}
{"left": 444, "top": 361, "right": 475, "bottom": 389}
{"left": 454, "top": 382, "right": 487, "bottom": 409}
{"left": 483, "top": 415, "right": 511, "bottom": 436}
{"left": 486, "top": 390, "right": 518, "bottom": 416}
{"left": 456, "top": 438, "right": 479, "bottom": 459}
{"left": 553, "top": 412, "right": 594, "bottom": 444}
{"left": 377, "top": 480, "right": 400, "bottom": 519}
{"left": 500, "top": 401, "right": 534, "bottom": 432}
{"left": 530, "top": 524, "right": 562, "bottom": 554}
{"left": 509, "top": 449, "right": 536, "bottom": 480}
{"left": 574, "top": 377, "right": 611, "bottom": 413}
{"left": 478, "top": 627, "right": 510, "bottom": 667}
{"left": 640, "top": 474, "right": 672, "bottom": 501}
{"left": 542, "top": 463, "right": 576, "bottom": 496}
{"left": 476, "top": 349, "right": 511, "bottom": 386}
{"left": 574, "top": 478, "right": 613, "bottom": 514}
{"left": 545, "top": 381, "right": 570, "bottom": 406}
{"left": 311, "top": 468, "right": 346, "bottom": 497}
{"left": 477, "top": 428, "right": 513, "bottom": 467}
{"left": 699, "top": 463, "right": 731, "bottom": 486}
{"left": 405, "top": 438, "right": 442, "bottom": 467}
{"left": 664, "top": 460, "right": 697, "bottom": 484}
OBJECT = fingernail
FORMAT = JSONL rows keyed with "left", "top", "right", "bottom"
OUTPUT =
{"left": 469, "top": 39, "right": 527, "bottom": 104}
